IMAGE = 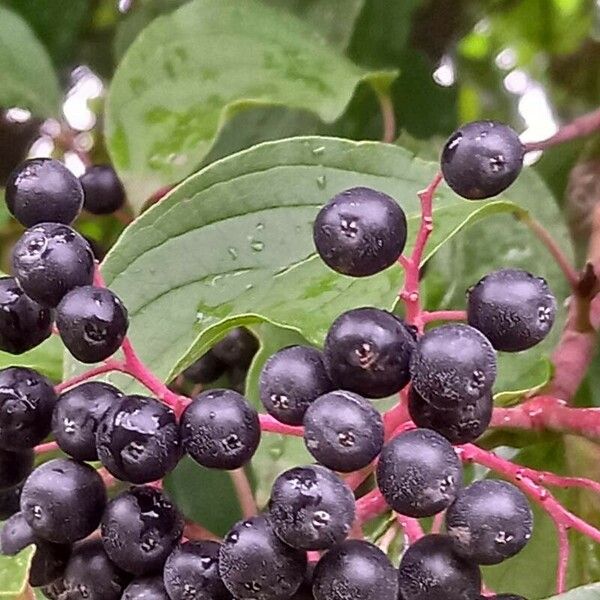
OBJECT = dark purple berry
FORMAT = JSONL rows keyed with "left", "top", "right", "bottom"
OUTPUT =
{"left": 323, "top": 307, "right": 415, "bottom": 398}
{"left": 268, "top": 465, "right": 355, "bottom": 550}
{"left": 260, "top": 346, "right": 332, "bottom": 426}
{"left": 181, "top": 389, "right": 260, "bottom": 470}
{"left": 212, "top": 328, "right": 258, "bottom": 369}
{"left": 0, "top": 447, "right": 34, "bottom": 490}
{"left": 56, "top": 285, "right": 129, "bottom": 363}
{"left": 0, "top": 511, "right": 35, "bottom": 555}
{"left": 0, "top": 366, "right": 57, "bottom": 450}
{"left": 303, "top": 390, "right": 383, "bottom": 472}
{"left": 0, "top": 276, "right": 52, "bottom": 354}
{"left": 11, "top": 222, "right": 94, "bottom": 307}
{"left": 376, "top": 428, "right": 463, "bottom": 518}
{"left": 312, "top": 539, "right": 398, "bottom": 600}
{"left": 467, "top": 269, "right": 557, "bottom": 352}
{"left": 123, "top": 576, "right": 170, "bottom": 599}
{"left": 52, "top": 381, "right": 122, "bottom": 461}
{"left": 20, "top": 458, "right": 106, "bottom": 543}
{"left": 61, "top": 539, "right": 130, "bottom": 600}
{"left": 441, "top": 121, "right": 524, "bottom": 200}
{"left": 409, "top": 324, "right": 496, "bottom": 409}
{"left": 6, "top": 158, "right": 83, "bottom": 226}
{"left": 398, "top": 534, "right": 481, "bottom": 600}
{"left": 164, "top": 540, "right": 231, "bottom": 600}
{"left": 80, "top": 165, "right": 126, "bottom": 215}
{"left": 29, "top": 540, "right": 71, "bottom": 587}
{"left": 313, "top": 187, "right": 407, "bottom": 277}
{"left": 219, "top": 515, "right": 306, "bottom": 600}
{"left": 184, "top": 351, "right": 227, "bottom": 384}
{"left": 445, "top": 479, "right": 533, "bottom": 565}
{"left": 408, "top": 387, "right": 492, "bottom": 445}
{"left": 101, "top": 486, "right": 183, "bottom": 575}
{"left": 96, "top": 395, "right": 181, "bottom": 484}
{"left": 0, "top": 484, "right": 22, "bottom": 520}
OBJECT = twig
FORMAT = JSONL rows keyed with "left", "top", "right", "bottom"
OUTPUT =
{"left": 258, "top": 414, "right": 303, "bottom": 437}
{"left": 229, "top": 468, "right": 258, "bottom": 518}
{"left": 377, "top": 91, "right": 396, "bottom": 144}
{"left": 56, "top": 359, "right": 124, "bottom": 393}
{"left": 421, "top": 310, "right": 467, "bottom": 325}
{"left": 34, "top": 441, "right": 59, "bottom": 454}
{"left": 556, "top": 525, "right": 570, "bottom": 594}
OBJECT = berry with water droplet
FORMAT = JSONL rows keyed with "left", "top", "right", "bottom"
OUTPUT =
{"left": 122, "top": 576, "right": 170, "bottom": 599}
{"left": 441, "top": 121, "right": 524, "bottom": 200}
{"left": 313, "top": 187, "right": 407, "bottom": 277}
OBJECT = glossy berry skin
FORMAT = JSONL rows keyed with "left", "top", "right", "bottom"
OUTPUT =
{"left": 269, "top": 464, "right": 355, "bottom": 550}
{"left": 0, "top": 447, "right": 34, "bottom": 490}
{"left": 0, "top": 511, "right": 35, "bottom": 555}
{"left": 212, "top": 327, "right": 259, "bottom": 368}
{"left": 219, "top": 515, "right": 307, "bottom": 600}
{"left": 0, "top": 277, "right": 52, "bottom": 354}
{"left": 56, "top": 285, "right": 129, "bottom": 363}
{"left": 96, "top": 395, "right": 181, "bottom": 484}
{"left": 80, "top": 165, "right": 126, "bottom": 215}
{"left": 101, "top": 486, "right": 183, "bottom": 575}
{"left": 29, "top": 540, "right": 71, "bottom": 587}
{"left": 313, "top": 187, "right": 407, "bottom": 277}
{"left": 441, "top": 121, "right": 524, "bottom": 200}
{"left": 324, "top": 308, "right": 415, "bottom": 398}
{"left": 303, "top": 390, "right": 383, "bottom": 472}
{"left": 408, "top": 387, "right": 493, "bottom": 445}
{"left": 0, "top": 366, "right": 57, "bottom": 450}
{"left": 445, "top": 479, "right": 533, "bottom": 565}
{"left": 123, "top": 576, "right": 170, "bottom": 599}
{"left": 52, "top": 381, "right": 122, "bottom": 461}
{"left": 6, "top": 158, "right": 83, "bottom": 226}
{"left": 181, "top": 389, "right": 260, "bottom": 470}
{"left": 164, "top": 540, "right": 231, "bottom": 600}
{"left": 312, "top": 540, "right": 398, "bottom": 600}
{"left": 398, "top": 534, "right": 482, "bottom": 600}
{"left": 61, "top": 539, "right": 130, "bottom": 600}
{"left": 260, "top": 346, "right": 332, "bottom": 426}
{"left": 376, "top": 428, "right": 463, "bottom": 518}
{"left": 184, "top": 351, "right": 227, "bottom": 384}
{"left": 410, "top": 324, "right": 496, "bottom": 409}
{"left": 0, "top": 485, "right": 22, "bottom": 520}
{"left": 21, "top": 458, "right": 106, "bottom": 544}
{"left": 467, "top": 269, "right": 556, "bottom": 352}
{"left": 11, "top": 223, "right": 94, "bottom": 307}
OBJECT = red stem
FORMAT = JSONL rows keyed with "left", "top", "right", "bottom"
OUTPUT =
{"left": 556, "top": 525, "right": 570, "bottom": 594}
{"left": 56, "top": 359, "right": 124, "bottom": 393}
{"left": 34, "top": 441, "right": 59, "bottom": 454}
{"left": 421, "top": 310, "right": 467, "bottom": 325}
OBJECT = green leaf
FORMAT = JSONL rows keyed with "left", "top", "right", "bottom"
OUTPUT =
{"left": 0, "top": 5, "right": 61, "bottom": 116}
{"left": 423, "top": 167, "right": 572, "bottom": 396}
{"left": 0, "top": 336, "right": 65, "bottom": 382}
{"left": 105, "top": 0, "right": 396, "bottom": 212}
{"left": 73, "top": 136, "right": 546, "bottom": 399}
{"left": 544, "top": 584, "right": 600, "bottom": 600}
{"left": 0, "top": 545, "right": 34, "bottom": 598}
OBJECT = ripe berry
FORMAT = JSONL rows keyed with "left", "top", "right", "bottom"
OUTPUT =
{"left": 0, "top": 447, "right": 34, "bottom": 490}
{"left": 96, "top": 394, "right": 181, "bottom": 484}
{"left": 313, "top": 187, "right": 407, "bottom": 277}
{"left": 6, "top": 158, "right": 83, "bottom": 226}
{"left": 268, "top": 464, "right": 355, "bottom": 550}
{"left": 445, "top": 479, "right": 533, "bottom": 565}
{"left": 219, "top": 515, "right": 307, "bottom": 600}
{"left": 410, "top": 324, "right": 496, "bottom": 409}
{"left": 312, "top": 539, "right": 398, "bottom": 600}
{"left": 181, "top": 389, "right": 260, "bottom": 470}
{"left": 303, "top": 390, "right": 383, "bottom": 472}
{"left": 164, "top": 540, "right": 231, "bottom": 600}
{"left": 11, "top": 223, "right": 94, "bottom": 307}
{"left": 56, "top": 285, "right": 129, "bottom": 363}
{"left": 29, "top": 540, "right": 71, "bottom": 587}
{"left": 61, "top": 539, "right": 130, "bottom": 600}
{"left": 101, "top": 486, "right": 183, "bottom": 575}
{"left": 0, "top": 276, "right": 53, "bottom": 354}
{"left": 323, "top": 307, "right": 415, "bottom": 398}
{"left": 0, "top": 484, "right": 22, "bottom": 520}
{"left": 441, "top": 121, "right": 524, "bottom": 200}
{"left": 0, "top": 511, "right": 35, "bottom": 555}
{"left": 407, "top": 387, "right": 493, "bottom": 445}
{"left": 52, "top": 381, "right": 122, "bottom": 461}
{"left": 376, "top": 428, "right": 463, "bottom": 517}
{"left": 21, "top": 458, "right": 106, "bottom": 543}
{"left": 0, "top": 366, "right": 57, "bottom": 450}
{"left": 212, "top": 327, "right": 259, "bottom": 368}
{"left": 467, "top": 269, "right": 557, "bottom": 352}
{"left": 80, "top": 165, "right": 126, "bottom": 215}
{"left": 184, "top": 351, "right": 227, "bottom": 384}
{"left": 122, "top": 576, "right": 170, "bottom": 599}
{"left": 260, "top": 346, "right": 332, "bottom": 425}
{"left": 398, "top": 534, "right": 482, "bottom": 600}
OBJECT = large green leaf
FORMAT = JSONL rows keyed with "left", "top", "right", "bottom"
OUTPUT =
{"left": 0, "top": 545, "right": 34, "bottom": 598}
{"left": 105, "top": 0, "right": 395, "bottom": 212}
{"left": 545, "top": 584, "right": 600, "bottom": 600}
{"left": 68, "top": 136, "right": 550, "bottom": 396}
{"left": 0, "top": 6, "right": 61, "bottom": 116}
{"left": 0, "top": 336, "right": 65, "bottom": 382}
